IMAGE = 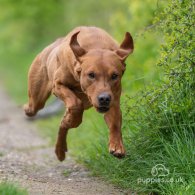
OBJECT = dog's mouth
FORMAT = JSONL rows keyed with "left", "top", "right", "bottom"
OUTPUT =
{"left": 96, "top": 106, "right": 110, "bottom": 113}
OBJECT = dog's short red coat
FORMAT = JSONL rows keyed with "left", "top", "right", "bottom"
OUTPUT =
{"left": 24, "top": 26, "right": 134, "bottom": 161}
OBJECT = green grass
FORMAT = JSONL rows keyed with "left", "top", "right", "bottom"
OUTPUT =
{"left": 63, "top": 169, "right": 72, "bottom": 177}
{"left": 0, "top": 182, "right": 28, "bottom": 195}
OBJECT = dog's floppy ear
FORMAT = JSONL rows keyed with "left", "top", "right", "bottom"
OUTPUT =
{"left": 70, "top": 31, "right": 86, "bottom": 61}
{"left": 116, "top": 32, "right": 134, "bottom": 62}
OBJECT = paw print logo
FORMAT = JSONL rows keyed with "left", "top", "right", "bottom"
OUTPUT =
{"left": 151, "top": 164, "right": 170, "bottom": 177}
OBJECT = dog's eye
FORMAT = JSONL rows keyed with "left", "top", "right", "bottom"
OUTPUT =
{"left": 111, "top": 73, "right": 118, "bottom": 80}
{"left": 88, "top": 72, "right": 95, "bottom": 79}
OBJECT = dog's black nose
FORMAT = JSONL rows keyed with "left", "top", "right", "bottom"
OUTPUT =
{"left": 98, "top": 93, "right": 111, "bottom": 106}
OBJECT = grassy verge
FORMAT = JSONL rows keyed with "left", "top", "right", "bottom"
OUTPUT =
{"left": 0, "top": 182, "right": 28, "bottom": 195}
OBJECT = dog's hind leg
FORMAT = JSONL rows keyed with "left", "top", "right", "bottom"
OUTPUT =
{"left": 24, "top": 59, "right": 52, "bottom": 117}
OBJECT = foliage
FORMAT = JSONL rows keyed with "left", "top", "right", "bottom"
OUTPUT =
{"left": 111, "top": 0, "right": 161, "bottom": 93}
{"left": 0, "top": 0, "right": 65, "bottom": 102}
{"left": 0, "top": 0, "right": 65, "bottom": 54}
{"left": 0, "top": 182, "right": 28, "bottom": 195}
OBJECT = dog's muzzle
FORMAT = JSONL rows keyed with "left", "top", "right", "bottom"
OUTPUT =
{"left": 97, "top": 92, "right": 111, "bottom": 113}
{"left": 97, "top": 106, "right": 110, "bottom": 113}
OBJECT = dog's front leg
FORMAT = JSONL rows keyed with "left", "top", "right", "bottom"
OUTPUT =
{"left": 104, "top": 104, "right": 125, "bottom": 158}
{"left": 53, "top": 81, "right": 84, "bottom": 161}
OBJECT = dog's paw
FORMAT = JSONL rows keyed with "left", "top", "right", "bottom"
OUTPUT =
{"left": 109, "top": 141, "right": 125, "bottom": 159}
{"left": 55, "top": 145, "right": 66, "bottom": 161}
{"left": 23, "top": 104, "right": 36, "bottom": 117}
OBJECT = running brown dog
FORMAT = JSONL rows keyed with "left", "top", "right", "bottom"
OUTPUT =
{"left": 24, "top": 26, "right": 134, "bottom": 161}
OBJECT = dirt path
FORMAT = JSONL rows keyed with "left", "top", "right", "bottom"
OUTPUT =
{"left": 0, "top": 87, "right": 124, "bottom": 195}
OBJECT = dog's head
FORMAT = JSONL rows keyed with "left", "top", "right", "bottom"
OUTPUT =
{"left": 70, "top": 31, "right": 134, "bottom": 113}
